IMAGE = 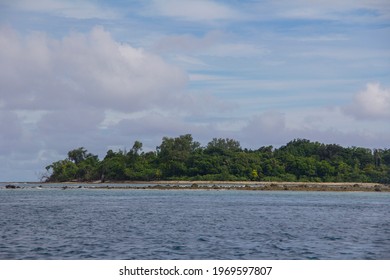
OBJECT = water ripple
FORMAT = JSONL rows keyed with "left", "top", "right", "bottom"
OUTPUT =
{"left": 0, "top": 189, "right": 389, "bottom": 259}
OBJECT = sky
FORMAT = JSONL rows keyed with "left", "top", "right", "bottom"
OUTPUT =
{"left": 0, "top": 0, "right": 389, "bottom": 181}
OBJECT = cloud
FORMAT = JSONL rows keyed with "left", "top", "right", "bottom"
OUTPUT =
{"left": 38, "top": 108, "right": 105, "bottom": 135}
{"left": 0, "top": 25, "right": 190, "bottom": 180}
{"left": 0, "top": 110, "right": 23, "bottom": 155}
{"left": 154, "top": 31, "right": 224, "bottom": 53}
{"left": 154, "top": 31, "right": 267, "bottom": 58}
{"left": 149, "top": 0, "right": 242, "bottom": 22}
{"left": 96, "top": 111, "right": 222, "bottom": 153}
{"left": 0, "top": 109, "right": 42, "bottom": 162}
{"left": 0, "top": 26, "right": 188, "bottom": 112}
{"left": 240, "top": 111, "right": 290, "bottom": 147}
{"left": 238, "top": 109, "right": 390, "bottom": 149}
{"left": 1, "top": 1, "right": 390, "bottom": 181}
{"left": 3, "top": 0, "right": 119, "bottom": 19}
{"left": 0, "top": 25, "right": 236, "bottom": 181}
{"left": 242, "top": 0, "right": 390, "bottom": 24}
{"left": 343, "top": 83, "right": 390, "bottom": 120}
{"left": 210, "top": 43, "right": 268, "bottom": 58}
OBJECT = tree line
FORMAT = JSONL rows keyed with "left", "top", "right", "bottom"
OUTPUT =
{"left": 44, "top": 134, "right": 390, "bottom": 183}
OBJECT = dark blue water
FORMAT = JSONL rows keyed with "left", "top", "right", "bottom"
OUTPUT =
{"left": 0, "top": 189, "right": 389, "bottom": 259}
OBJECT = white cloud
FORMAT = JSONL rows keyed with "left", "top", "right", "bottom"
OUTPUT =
{"left": 99, "top": 111, "right": 222, "bottom": 152}
{"left": 0, "top": 26, "right": 188, "bottom": 112}
{"left": 240, "top": 111, "right": 290, "bottom": 147}
{"left": 0, "top": 25, "right": 237, "bottom": 181}
{"left": 296, "top": 35, "right": 349, "bottom": 42}
{"left": 0, "top": 25, "right": 191, "bottom": 180}
{"left": 205, "top": 43, "right": 268, "bottom": 58}
{"left": 155, "top": 31, "right": 267, "bottom": 58}
{"left": 154, "top": 31, "right": 224, "bottom": 53}
{"left": 238, "top": 109, "right": 390, "bottom": 149}
{"left": 344, "top": 83, "right": 390, "bottom": 120}
{"left": 246, "top": 0, "right": 390, "bottom": 23}
{"left": 174, "top": 55, "right": 209, "bottom": 68}
{"left": 150, "top": 0, "right": 242, "bottom": 22}
{"left": 4, "top": 0, "right": 119, "bottom": 19}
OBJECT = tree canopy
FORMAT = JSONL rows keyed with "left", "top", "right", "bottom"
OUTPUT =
{"left": 44, "top": 135, "right": 390, "bottom": 183}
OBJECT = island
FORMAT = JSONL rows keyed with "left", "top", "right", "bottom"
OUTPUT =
{"left": 42, "top": 135, "right": 390, "bottom": 190}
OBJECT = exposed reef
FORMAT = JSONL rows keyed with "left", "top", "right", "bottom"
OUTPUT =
{"left": 89, "top": 181, "right": 390, "bottom": 192}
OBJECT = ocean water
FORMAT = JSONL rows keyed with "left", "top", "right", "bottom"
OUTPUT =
{"left": 0, "top": 188, "right": 389, "bottom": 259}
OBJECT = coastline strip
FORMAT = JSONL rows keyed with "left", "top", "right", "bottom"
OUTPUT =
{"left": 2, "top": 181, "right": 389, "bottom": 192}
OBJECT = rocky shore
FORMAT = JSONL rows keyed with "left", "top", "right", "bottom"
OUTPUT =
{"left": 2, "top": 181, "right": 389, "bottom": 192}
{"left": 90, "top": 181, "right": 390, "bottom": 192}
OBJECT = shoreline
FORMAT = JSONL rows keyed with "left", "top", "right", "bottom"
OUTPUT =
{"left": 19, "top": 180, "right": 390, "bottom": 192}
{"left": 97, "top": 181, "right": 390, "bottom": 192}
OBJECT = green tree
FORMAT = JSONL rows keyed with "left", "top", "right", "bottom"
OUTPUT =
{"left": 101, "top": 150, "right": 127, "bottom": 180}
{"left": 45, "top": 159, "right": 78, "bottom": 182}
{"left": 157, "top": 134, "right": 200, "bottom": 178}
{"left": 68, "top": 147, "right": 88, "bottom": 165}
{"left": 77, "top": 156, "right": 100, "bottom": 181}
{"left": 205, "top": 138, "right": 241, "bottom": 155}
{"left": 129, "top": 141, "right": 142, "bottom": 156}
{"left": 44, "top": 135, "right": 390, "bottom": 183}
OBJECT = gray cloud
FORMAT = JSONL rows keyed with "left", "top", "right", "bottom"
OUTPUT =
{"left": 0, "top": 110, "right": 23, "bottom": 155}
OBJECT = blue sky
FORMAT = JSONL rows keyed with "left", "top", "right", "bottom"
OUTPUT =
{"left": 0, "top": 0, "right": 389, "bottom": 181}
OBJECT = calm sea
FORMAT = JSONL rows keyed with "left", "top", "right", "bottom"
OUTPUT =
{"left": 0, "top": 185, "right": 389, "bottom": 259}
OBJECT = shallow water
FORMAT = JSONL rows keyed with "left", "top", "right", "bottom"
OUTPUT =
{"left": 0, "top": 188, "right": 389, "bottom": 259}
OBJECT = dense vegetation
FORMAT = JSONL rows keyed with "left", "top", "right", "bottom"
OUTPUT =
{"left": 44, "top": 134, "right": 390, "bottom": 183}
